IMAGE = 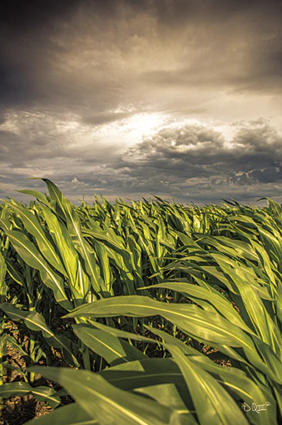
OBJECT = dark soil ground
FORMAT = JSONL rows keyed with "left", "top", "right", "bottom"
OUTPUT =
{"left": 1, "top": 395, "right": 52, "bottom": 425}
{"left": 0, "top": 337, "right": 53, "bottom": 425}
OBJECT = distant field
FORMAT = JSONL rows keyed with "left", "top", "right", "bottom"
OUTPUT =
{"left": 0, "top": 180, "right": 281, "bottom": 425}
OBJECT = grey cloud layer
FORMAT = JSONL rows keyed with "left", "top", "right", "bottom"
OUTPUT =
{"left": 1, "top": 0, "right": 282, "bottom": 117}
{"left": 97, "top": 120, "right": 282, "bottom": 202}
{"left": 2, "top": 119, "right": 281, "bottom": 205}
{"left": 1, "top": 0, "right": 282, "bottom": 203}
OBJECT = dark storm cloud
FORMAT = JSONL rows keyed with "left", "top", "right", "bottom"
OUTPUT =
{"left": 78, "top": 119, "right": 282, "bottom": 203}
{"left": 0, "top": 0, "right": 78, "bottom": 33}
{"left": 1, "top": 118, "right": 282, "bottom": 204}
{"left": 1, "top": 0, "right": 282, "bottom": 203}
{"left": 0, "top": 111, "right": 118, "bottom": 169}
{"left": 0, "top": 128, "right": 64, "bottom": 166}
{"left": 10, "top": 119, "right": 278, "bottom": 205}
{"left": 1, "top": 0, "right": 282, "bottom": 116}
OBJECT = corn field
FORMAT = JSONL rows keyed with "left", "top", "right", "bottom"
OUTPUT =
{"left": 0, "top": 179, "right": 282, "bottom": 425}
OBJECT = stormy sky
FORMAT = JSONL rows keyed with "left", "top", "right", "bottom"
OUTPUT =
{"left": 1, "top": 0, "right": 282, "bottom": 204}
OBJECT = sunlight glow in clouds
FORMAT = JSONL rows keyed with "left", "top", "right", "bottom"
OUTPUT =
{"left": 125, "top": 113, "right": 166, "bottom": 138}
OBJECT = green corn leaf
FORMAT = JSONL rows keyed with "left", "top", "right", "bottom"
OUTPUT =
{"left": 41, "top": 205, "right": 90, "bottom": 302}
{"left": 135, "top": 384, "right": 197, "bottom": 424}
{"left": 16, "top": 189, "right": 50, "bottom": 205}
{"left": 143, "top": 281, "right": 253, "bottom": 334}
{"left": 30, "top": 366, "right": 191, "bottom": 425}
{"left": 0, "top": 381, "right": 60, "bottom": 408}
{"left": 0, "top": 303, "right": 79, "bottom": 367}
{"left": 145, "top": 327, "right": 276, "bottom": 425}
{"left": 89, "top": 320, "right": 154, "bottom": 343}
{"left": 73, "top": 323, "right": 147, "bottom": 365}
{"left": 5, "top": 257, "right": 25, "bottom": 287}
{"left": 99, "top": 358, "right": 187, "bottom": 394}
{"left": 42, "top": 179, "right": 106, "bottom": 294}
{"left": 65, "top": 295, "right": 281, "bottom": 384}
{"left": 7, "top": 199, "right": 67, "bottom": 276}
{"left": 165, "top": 344, "right": 248, "bottom": 425}
{"left": 24, "top": 403, "right": 98, "bottom": 425}
{"left": 4, "top": 229, "right": 72, "bottom": 310}
{"left": 0, "top": 251, "right": 7, "bottom": 303}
